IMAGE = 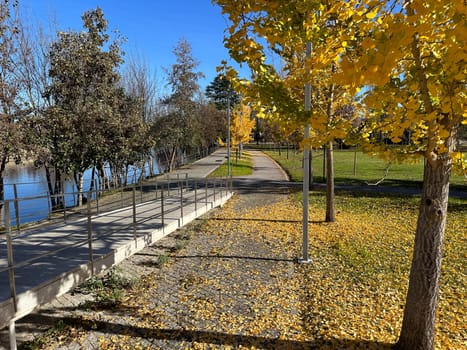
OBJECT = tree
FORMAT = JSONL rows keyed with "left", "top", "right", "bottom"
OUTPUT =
{"left": 215, "top": 0, "right": 358, "bottom": 222}
{"left": 334, "top": 2, "right": 466, "bottom": 349}
{"left": 205, "top": 73, "right": 239, "bottom": 110}
{"left": 229, "top": 103, "right": 255, "bottom": 157}
{"left": 0, "top": 0, "right": 25, "bottom": 218}
{"left": 196, "top": 102, "right": 227, "bottom": 154}
{"left": 16, "top": 8, "right": 62, "bottom": 207}
{"left": 46, "top": 7, "right": 125, "bottom": 205}
{"left": 215, "top": 0, "right": 467, "bottom": 349}
{"left": 121, "top": 53, "right": 160, "bottom": 123}
{"left": 164, "top": 38, "right": 204, "bottom": 114}
{"left": 152, "top": 38, "right": 205, "bottom": 170}
{"left": 103, "top": 88, "right": 153, "bottom": 187}
{"left": 121, "top": 53, "right": 161, "bottom": 177}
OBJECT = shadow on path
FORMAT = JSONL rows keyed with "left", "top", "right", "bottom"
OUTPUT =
{"left": 19, "top": 314, "right": 394, "bottom": 350}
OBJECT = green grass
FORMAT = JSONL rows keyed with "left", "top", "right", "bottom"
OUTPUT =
{"left": 209, "top": 151, "right": 253, "bottom": 177}
{"left": 156, "top": 254, "right": 170, "bottom": 267}
{"left": 265, "top": 148, "right": 466, "bottom": 189}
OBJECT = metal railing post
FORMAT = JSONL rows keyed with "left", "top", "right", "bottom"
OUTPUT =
{"left": 5, "top": 204, "right": 18, "bottom": 312}
{"left": 161, "top": 189, "right": 165, "bottom": 233}
{"left": 95, "top": 179, "right": 99, "bottom": 215}
{"left": 220, "top": 178, "right": 223, "bottom": 199}
{"left": 87, "top": 191, "right": 94, "bottom": 276}
{"left": 177, "top": 173, "right": 180, "bottom": 195}
{"left": 167, "top": 174, "right": 170, "bottom": 197}
{"left": 13, "top": 184, "right": 20, "bottom": 233}
{"left": 61, "top": 181, "right": 66, "bottom": 224}
{"left": 205, "top": 178, "right": 208, "bottom": 209}
{"left": 194, "top": 180, "right": 197, "bottom": 214}
{"left": 121, "top": 181, "right": 124, "bottom": 208}
{"left": 213, "top": 178, "right": 216, "bottom": 205}
{"left": 180, "top": 180, "right": 183, "bottom": 225}
{"left": 132, "top": 183, "right": 137, "bottom": 245}
{"left": 140, "top": 176, "right": 143, "bottom": 203}
{"left": 155, "top": 178, "right": 158, "bottom": 200}
{"left": 9, "top": 320, "right": 16, "bottom": 350}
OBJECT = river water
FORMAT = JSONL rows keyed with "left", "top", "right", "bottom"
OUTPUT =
{"left": 3, "top": 162, "right": 159, "bottom": 227}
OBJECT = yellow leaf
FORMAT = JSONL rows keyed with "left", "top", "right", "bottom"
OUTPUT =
{"left": 366, "top": 8, "right": 378, "bottom": 19}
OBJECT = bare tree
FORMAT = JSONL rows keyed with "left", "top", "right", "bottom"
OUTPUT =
{"left": 15, "top": 7, "right": 65, "bottom": 208}
{"left": 0, "top": 0, "right": 26, "bottom": 220}
{"left": 121, "top": 52, "right": 161, "bottom": 123}
{"left": 121, "top": 53, "right": 162, "bottom": 177}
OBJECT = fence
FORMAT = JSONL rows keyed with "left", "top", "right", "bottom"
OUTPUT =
{"left": 0, "top": 174, "right": 233, "bottom": 350}
{"left": 1, "top": 145, "right": 220, "bottom": 229}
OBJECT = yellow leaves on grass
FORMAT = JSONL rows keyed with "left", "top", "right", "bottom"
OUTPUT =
{"left": 205, "top": 193, "right": 465, "bottom": 349}
{"left": 34, "top": 187, "right": 466, "bottom": 349}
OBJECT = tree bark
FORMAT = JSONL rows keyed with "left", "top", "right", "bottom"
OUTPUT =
{"left": 74, "top": 171, "right": 84, "bottom": 206}
{"left": 325, "top": 141, "right": 335, "bottom": 222}
{"left": 44, "top": 165, "right": 58, "bottom": 209}
{"left": 395, "top": 153, "right": 451, "bottom": 350}
{"left": 54, "top": 169, "right": 64, "bottom": 209}
{"left": 0, "top": 155, "right": 8, "bottom": 224}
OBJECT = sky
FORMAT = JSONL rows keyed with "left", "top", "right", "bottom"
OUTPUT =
{"left": 19, "top": 0, "right": 247, "bottom": 92}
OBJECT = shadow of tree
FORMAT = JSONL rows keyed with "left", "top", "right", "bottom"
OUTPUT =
{"left": 18, "top": 313, "right": 394, "bottom": 350}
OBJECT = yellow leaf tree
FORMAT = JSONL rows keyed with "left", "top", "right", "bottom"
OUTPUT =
{"left": 230, "top": 103, "right": 255, "bottom": 158}
{"left": 337, "top": 2, "right": 466, "bottom": 349}
{"left": 215, "top": 0, "right": 466, "bottom": 349}
{"left": 216, "top": 0, "right": 360, "bottom": 222}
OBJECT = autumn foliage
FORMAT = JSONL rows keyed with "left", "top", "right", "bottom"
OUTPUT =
{"left": 214, "top": 1, "right": 466, "bottom": 348}
{"left": 218, "top": 103, "right": 255, "bottom": 153}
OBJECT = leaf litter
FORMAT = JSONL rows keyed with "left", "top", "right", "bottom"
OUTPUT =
{"left": 23, "top": 192, "right": 465, "bottom": 350}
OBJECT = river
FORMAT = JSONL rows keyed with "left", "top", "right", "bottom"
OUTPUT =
{"left": 2, "top": 161, "right": 160, "bottom": 227}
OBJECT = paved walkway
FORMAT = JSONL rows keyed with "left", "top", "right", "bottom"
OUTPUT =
{"left": 0, "top": 150, "right": 233, "bottom": 339}
{"left": 0, "top": 151, "right": 287, "bottom": 348}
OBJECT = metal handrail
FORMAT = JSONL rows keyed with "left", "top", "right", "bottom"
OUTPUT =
{"left": 1, "top": 175, "right": 232, "bottom": 284}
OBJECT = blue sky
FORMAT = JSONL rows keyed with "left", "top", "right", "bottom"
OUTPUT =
{"left": 20, "top": 0, "right": 247, "bottom": 91}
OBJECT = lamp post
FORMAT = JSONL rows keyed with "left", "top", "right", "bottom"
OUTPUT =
{"left": 227, "top": 97, "right": 231, "bottom": 177}
{"left": 300, "top": 41, "right": 312, "bottom": 264}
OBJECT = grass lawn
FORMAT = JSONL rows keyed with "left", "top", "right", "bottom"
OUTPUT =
{"left": 264, "top": 148, "right": 466, "bottom": 189}
{"left": 209, "top": 151, "right": 253, "bottom": 177}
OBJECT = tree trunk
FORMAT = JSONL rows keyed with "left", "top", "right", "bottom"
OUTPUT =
{"left": 325, "top": 141, "right": 335, "bottom": 222}
{"left": 44, "top": 165, "right": 58, "bottom": 209}
{"left": 395, "top": 153, "right": 451, "bottom": 350}
{"left": 98, "top": 163, "right": 106, "bottom": 192}
{"left": 0, "top": 155, "right": 8, "bottom": 225}
{"left": 54, "top": 169, "right": 64, "bottom": 209}
{"left": 353, "top": 145, "right": 358, "bottom": 176}
{"left": 169, "top": 147, "right": 177, "bottom": 171}
{"left": 74, "top": 171, "right": 84, "bottom": 206}
{"left": 123, "top": 165, "right": 129, "bottom": 186}
{"left": 89, "top": 166, "right": 96, "bottom": 192}
{"left": 148, "top": 155, "right": 154, "bottom": 177}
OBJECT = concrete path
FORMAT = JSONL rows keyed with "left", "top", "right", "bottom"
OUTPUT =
{"left": 0, "top": 149, "right": 233, "bottom": 332}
